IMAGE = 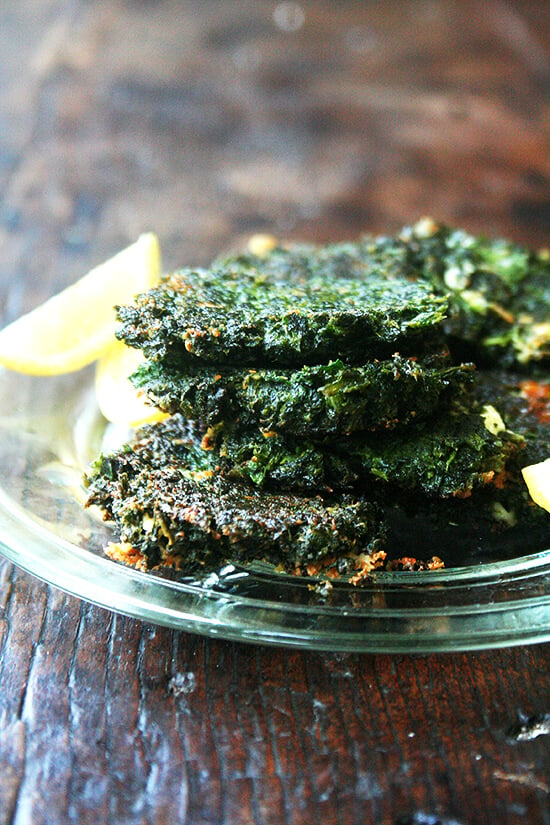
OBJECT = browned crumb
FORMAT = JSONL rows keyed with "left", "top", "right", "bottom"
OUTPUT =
{"left": 105, "top": 541, "right": 149, "bottom": 571}
{"left": 349, "top": 550, "right": 388, "bottom": 584}
{"left": 385, "top": 555, "right": 445, "bottom": 571}
{"left": 520, "top": 379, "right": 550, "bottom": 424}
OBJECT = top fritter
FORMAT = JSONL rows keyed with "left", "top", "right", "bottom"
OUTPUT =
{"left": 116, "top": 263, "right": 447, "bottom": 367}
{"left": 116, "top": 220, "right": 550, "bottom": 369}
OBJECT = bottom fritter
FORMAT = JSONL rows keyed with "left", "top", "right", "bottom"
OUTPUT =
{"left": 84, "top": 440, "right": 386, "bottom": 577}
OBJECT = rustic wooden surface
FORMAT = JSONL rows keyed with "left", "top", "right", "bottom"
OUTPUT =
{"left": 0, "top": 1, "right": 549, "bottom": 823}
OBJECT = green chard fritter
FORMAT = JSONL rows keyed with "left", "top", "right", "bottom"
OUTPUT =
{"left": 89, "top": 384, "right": 522, "bottom": 499}
{"left": 132, "top": 353, "right": 473, "bottom": 436}
{"left": 116, "top": 265, "right": 448, "bottom": 367}
{"left": 87, "top": 221, "right": 550, "bottom": 578}
{"left": 84, "top": 423, "right": 384, "bottom": 573}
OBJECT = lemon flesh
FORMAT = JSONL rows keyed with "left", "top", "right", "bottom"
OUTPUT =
{"left": 95, "top": 341, "right": 168, "bottom": 428}
{"left": 0, "top": 232, "right": 161, "bottom": 375}
{"left": 522, "top": 458, "right": 550, "bottom": 513}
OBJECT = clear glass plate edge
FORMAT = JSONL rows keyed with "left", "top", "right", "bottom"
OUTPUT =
{"left": 0, "top": 482, "right": 549, "bottom": 653}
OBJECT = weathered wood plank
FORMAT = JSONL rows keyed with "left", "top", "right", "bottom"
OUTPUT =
{"left": 0, "top": 553, "right": 549, "bottom": 825}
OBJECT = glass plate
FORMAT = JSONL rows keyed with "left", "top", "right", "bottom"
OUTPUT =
{"left": 0, "top": 366, "right": 549, "bottom": 653}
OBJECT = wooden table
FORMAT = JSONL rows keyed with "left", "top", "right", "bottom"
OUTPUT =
{"left": 1, "top": 2, "right": 549, "bottom": 822}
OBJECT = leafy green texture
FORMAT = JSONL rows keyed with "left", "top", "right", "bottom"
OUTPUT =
{"left": 118, "top": 221, "right": 550, "bottom": 369}
{"left": 85, "top": 377, "right": 547, "bottom": 571}
{"left": 372, "top": 222, "right": 550, "bottom": 367}
{"left": 116, "top": 264, "right": 447, "bottom": 367}
{"left": 87, "top": 378, "right": 524, "bottom": 500}
{"left": 132, "top": 353, "right": 472, "bottom": 436}
{"left": 84, "top": 419, "right": 383, "bottom": 572}
{"left": 345, "top": 401, "right": 520, "bottom": 498}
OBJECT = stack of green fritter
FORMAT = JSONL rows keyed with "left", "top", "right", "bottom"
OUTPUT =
{"left": 85, "top": 220, "right": 550, "bottom": 578}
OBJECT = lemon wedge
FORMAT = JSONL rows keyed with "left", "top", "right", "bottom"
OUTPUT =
{"left": 95, "top": 341, "right": 168, "bottom": 428}
{"left": 521, "top": 458, "right": 550, "bottom": 513}
{"left": 0, "top": 232, "right": 161, "bottom": 375}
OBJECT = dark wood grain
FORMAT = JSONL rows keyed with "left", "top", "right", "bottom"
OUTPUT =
{"left": 0, "top": 1, "right": 549, "bottom": 823}
{"left": 0, "top": 559, "right": 548, "bottom": 825}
